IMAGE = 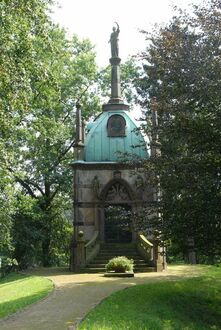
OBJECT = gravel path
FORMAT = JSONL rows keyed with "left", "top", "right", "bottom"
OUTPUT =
{"left": 0, "top": 265, "right": 206, "bottom": 330}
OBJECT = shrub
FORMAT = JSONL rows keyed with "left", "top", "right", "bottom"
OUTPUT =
{"left": 105, "top": 256, "right": 134, "bottom": 273}
{"left": 0, "top": 256, "right": 18, "bottom": 278}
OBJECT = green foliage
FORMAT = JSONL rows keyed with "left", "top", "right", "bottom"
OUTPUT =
{"left": 0, "top": 0, "right": 99, "bottom": 268}
{"left": 0, "top": 178, "right": 14, "bottom": 258}
{"left": 12, "top": 194, "right": 72, "bottom": 268}
{"left": 12, "top": 195, "right": 44, "bottom": 268}
{"left": 0, "top": 257, "right": 18, "bottom": 278}
{"left": 135, "top": 0, "right": 221, "bottom": 262}
{"left": 105, "top": 206, "right": 131, "bottom": 230}
{"left": 105, "top": 256, "right": 134, "bottom": 273}
{"left": 105, "top": 205, "right": 132, "bottom": 243}
{"left": 166, "top": 242, "right": 185, "bottom": 264}
{"left": 0, "top": 272, "right": 53, "bottom": 318}
{"left": 80, "top": 266, "right": 221, "bottom": 330}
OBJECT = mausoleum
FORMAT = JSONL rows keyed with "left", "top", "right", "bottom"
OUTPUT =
{"left": 70, "top": 24, "right": 166, "bottom": 273}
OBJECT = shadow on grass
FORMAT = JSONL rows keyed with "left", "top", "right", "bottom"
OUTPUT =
{"left": 142, "top": 279, "right": 221, "bottom": 329}
{"left": 79, "top": 272, "right": 221, "bottom": 330}
{"left": 0, "top": 265, "right": 219, "bottom": 330}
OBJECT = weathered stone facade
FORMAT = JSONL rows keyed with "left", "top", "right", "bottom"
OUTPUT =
{"left": 72, "top": 163, "right": 153, "bottom": 242}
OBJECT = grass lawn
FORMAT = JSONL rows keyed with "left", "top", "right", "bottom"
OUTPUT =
{"left": 0, "top": 272, "right": 53, "bottom": 319}
{"left": 80, "top": 266, "right": 221, "bottom": 330}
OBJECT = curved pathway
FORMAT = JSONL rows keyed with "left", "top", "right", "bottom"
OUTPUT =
{"left": 0, "top": 265, "right": 206, "bottom": 330}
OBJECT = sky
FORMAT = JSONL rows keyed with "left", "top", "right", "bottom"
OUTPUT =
{"left": 51, "top": 0, "right": 202, "bottom": 67}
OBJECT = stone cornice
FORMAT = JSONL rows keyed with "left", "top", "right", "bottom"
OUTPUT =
{"left": 70, "top": 161, "right": 144, "bottom": 170}
{"left": 102, "top": 103, "right": 129, "bottom": 112}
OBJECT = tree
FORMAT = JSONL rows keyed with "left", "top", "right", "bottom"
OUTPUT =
{"left": 136, "top": 0, "right": 221, "bottom": 262}
{"left": 0, "top": 0, "right": 54, "bottom": 267}
{"left": 0, "top": 0, "right": 100, "bottom": 267}
{"left": 0, "top": 174, "right": 14, "bottom": 271}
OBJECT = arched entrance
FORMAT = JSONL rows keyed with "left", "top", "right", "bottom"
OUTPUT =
{"left": 105, "top": 204, "right": 132, "bottom": 243}
{"left": 101, "top": 179, "right": 134, "bottom": 243}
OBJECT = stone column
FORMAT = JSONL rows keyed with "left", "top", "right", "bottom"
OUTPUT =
{"left": 74, "top": 103, "right": 84, "bottom": 160}
{"left": 100, "top": 207, "right": 105, "bottom": 243}
{"left": 73, "top": 231, "right": 86, "bottom": 272}
{"left": 154, "top": 241, "right": 167, "bottom": 272}
{"left": 109, "top": 57, "right": 122, "bottom": 103}
{"left": 187, "top": 238, "right": 197, "bottom": 264}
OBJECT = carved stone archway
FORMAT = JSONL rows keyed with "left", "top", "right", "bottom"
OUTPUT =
{"left": 99, "top": 179, "right": 136, "bottom": 243}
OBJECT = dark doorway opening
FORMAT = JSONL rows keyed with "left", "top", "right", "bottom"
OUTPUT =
{"left": 104, "top": 205, "right": 132, "bottom": 243}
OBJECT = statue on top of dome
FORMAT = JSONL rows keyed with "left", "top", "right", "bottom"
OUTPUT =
{"left": 109, "top": 22, "right": 120, "bottom": 57}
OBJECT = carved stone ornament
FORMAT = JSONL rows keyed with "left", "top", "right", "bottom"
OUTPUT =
{"left": 113, "top": 170, "right": 121, "bottom": 179}
{"left": 106, "top": 182, "right": 130, "bottom": 202}
{"left": 91, "top": 175, "right": 100, "bottom": 198}
{"left": 135, "top": 175, "right": 145, "bottom": 200}
{"left": 135, "top": 175, "right": 144, "bottom": 189}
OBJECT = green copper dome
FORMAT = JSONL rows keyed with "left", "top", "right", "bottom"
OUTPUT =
{"left": 84, "top": 110, "right": 149, "bottom": 162}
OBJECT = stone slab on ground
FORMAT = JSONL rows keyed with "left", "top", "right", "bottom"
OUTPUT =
{"left": 0, "top": 265, "right": 207, "bottom": 330}
{"left": 104, "top": 271, "right": 134, "bottom": 277}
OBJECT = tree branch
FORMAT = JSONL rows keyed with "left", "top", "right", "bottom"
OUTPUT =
{"left": 7, "top": 167, "right": 45, "bottom": 197}
{"left": 25, "top": 179, "right": 45, "bottom": 196}
{"left": 14, "top": 176, "right": 37, "bottom": 199}
{"left": 48, "top": 185, "right": 60, "bottom": 204}
{"left": 61, "top": 83, "right": 91, "bottom": 124}
{"left": 48, "top": 138, "right": 75, "bottom": 173}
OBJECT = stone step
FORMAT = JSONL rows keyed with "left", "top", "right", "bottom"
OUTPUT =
{"left": 95, "top": 254, "right": 143, "bottom": 258}
{"left": 101, "top": 245, "right": 136, "bottom": 249}
{"left": 97, "top": 257, "right": 141, "bottom": 261}
{"left": 84, "top": 243, "right": 153, "bottom": 274}
{"left": 98, "top": 252, "right": 139, "bottom": 256}
{"left": 99, "top": 251, "right": 137, "bottom": 254}
{"left": 82, "top": 267, "right": 155, "bottom": 274}
{"left": 97, "top": 256, "right": 141, "bottom": 261}
{"left": 81, "top": 268, "right": 105, "bottom": 273}
{"left": 100, "top": 246, "right": 136, "bottom": 248}
{"left": 134, "top": 267, "right": 155, "bottom": 272}
{"left": 89, "top": 261, "right": 148, "bottom": 268}
{"left": 101, "top": 244, "right": 136, "bottom": 248}
{"left": 92, "top": 258, "right": 147, "bottom": 263}
{"left": 101, "top": 249, "right": 137, "bottom": 253}
{"left": 92, "top": 259, "right": 147, "bottom": 264}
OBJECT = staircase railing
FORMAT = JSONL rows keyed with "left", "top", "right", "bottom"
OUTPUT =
{"left": 137, "top": 234, "right": 154, "bottom": 264}
{"left": 85, "top": 231, "right": 100, "bottom": 264}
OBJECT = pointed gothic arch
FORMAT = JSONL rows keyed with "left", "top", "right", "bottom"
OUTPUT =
{"left": 99, "top": 178, "right": 135, "bottom": 243}
{"left": 99, "top": 178, "right": 135, "bottom": 204}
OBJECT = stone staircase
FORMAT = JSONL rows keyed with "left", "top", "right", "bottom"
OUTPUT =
{"left": 84, "top": 243, "right": 154, "bottom": 273}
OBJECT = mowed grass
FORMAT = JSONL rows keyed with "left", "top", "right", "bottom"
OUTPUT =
{"left": 0, "top": 273, "right": 53, "bottom": 318}
{"left": 80, "top": 266, "right": 221, "bottom": 330}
